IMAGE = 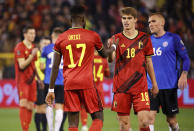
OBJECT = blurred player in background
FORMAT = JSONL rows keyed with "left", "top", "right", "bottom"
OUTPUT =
{"left": 108, "top": 7, "right": 158, "bottom": 131}
{"left": 41, "top": 27, "right": 67, "bottom": 131}
{"left": 14, "top": 26, "right": 44, "bottom": 131}
{"left": 45, "top": 5, "right": 117, "bottom": 131}
{"left": 147, "top": 13, "right": 190, "bottom": 131}
{"left": 80, "top": 51, "right": 110, "bottom": 131}
{"left": 34, "top": 37, "right": 51, "bottom": 131}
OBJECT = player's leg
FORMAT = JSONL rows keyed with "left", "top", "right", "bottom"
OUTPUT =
{"left": 34, "top": 83, "right": 47, "bottom": 131}
{"left": 19, "top": 98, "right": 29, "bottom": 131}
{"left": 148, "top": 89, "right": 160, "bottom": 131}
{"left": 81, "top": 107, "right": 88, "bottom": 131}
{"left": 133, "top": 91, "right": 150, "bottom": 131}
{"left": 54, "top": 85, "right": 66, "bottom": 131}
{"left": 68, "top": 112, "right": 79, "bottom": 131}
{"left": 166, "top": 115, "right": 179, "bottom": 131}
{"left": 63, "top": 90, "right": 82, "bottom": 131}
{"left": 44, "top": 84, "right": 54, "bottom": 131}
{"left": 54, "top": 104, "right": 64, "bottom": 131}
{"left": 81, "top": 88, "right": 104, "bottom": 131}
{"left": 59, "top": 112, "right": 67, "bottom": 131}
{"left": 89, "top": 111, "right": 103, "bottom": 131}
{"left": 112, "top": 93, "right": 131, "bottom": 131}
{"left": 161, "top": 88, "right": 179, "bottom": 131}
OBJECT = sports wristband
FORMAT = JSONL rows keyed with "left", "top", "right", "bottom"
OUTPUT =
{"left": 112, "top": 44, "right": 116, "bottom": 50}
{"left": 48, "top": 88, "right": 54, "bottom": 93}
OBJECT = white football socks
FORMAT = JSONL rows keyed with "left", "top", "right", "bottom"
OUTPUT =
{"left": 54, "top": 109, "right": 63, "bottom": 131}
{"left": 149, "top": 125, "right": 154, "bottom": 131}
{"left": 46, "top": 106, "right": 54, "bottom": 131}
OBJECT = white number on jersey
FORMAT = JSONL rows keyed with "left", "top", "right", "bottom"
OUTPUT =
{"left": 48, "top": 52, "right": 63, "bottom": 69}
{"left": 153, "top": 47, "right": 162, "bottom": 56}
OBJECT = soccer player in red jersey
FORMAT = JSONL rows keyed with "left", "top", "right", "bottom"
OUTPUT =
{"left": 14, "top": 26, "right": 44, "bottom": 131}
{"left": 80, "top": 51, "right": 110, "bottom": 131}
{"left": 108, "top": 7, "right": 159, "bottom": 131}
{"left": 45, "top": 5, "right": 117, "bottom": 131}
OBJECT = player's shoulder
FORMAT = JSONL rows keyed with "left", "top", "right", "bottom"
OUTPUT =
{"left": 138, "top": 31, "right": 150, "bottom": 37}
{"left": 166, "top": 32, "right": 181, "bottom": 39}
{"left": 14, "top": 42, "right": 24, "bottom": 50}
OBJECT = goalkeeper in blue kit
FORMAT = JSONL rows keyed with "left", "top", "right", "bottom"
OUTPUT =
{"left": 147, "top": 13, "right": 190, "bottom": 131}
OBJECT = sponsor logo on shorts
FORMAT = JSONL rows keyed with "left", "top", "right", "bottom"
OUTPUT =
{"left": 113, "top": 101, "right": 117, "bottom": 108}
{"left": 172, "top": 108, "right": 178, "bottom": 112}
{"left": 146, "top": 102, "right": 149, "bottom": 106}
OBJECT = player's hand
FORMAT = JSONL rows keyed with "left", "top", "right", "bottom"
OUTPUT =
{"left": 151, "top": 83, "right": 159, "bottom": 98}
{"left": 45, "top": 92, "right": 55, "bottom": 106}
{"left": 31, "top": 48, "right": 38, "bottom": 57}
{"left": 112, "top": 36, "right": 119, "bottom": 47}
{"left": 178, "top": 72, "right": 188, "bottom": 90}
{"left": 107, "top": 36, "right": 119, "bottom": 49}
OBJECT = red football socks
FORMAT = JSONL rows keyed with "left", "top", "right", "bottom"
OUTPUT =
{"left": 89, "top": 119, "right": 103, "bottom": 131}
{"left": 69, "top": 127, "right": 78, "bottom": 131}
{"left": 81, "top": 108, "right": 88, "bottom": 126}
{"left": 19, "top": 107, "right": 29, "bottom": 131}
{"left": 140, "top": 127, "right": 150, "bottom": 131}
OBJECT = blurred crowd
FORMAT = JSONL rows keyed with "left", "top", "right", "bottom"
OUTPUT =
{"left": 0, "top": 0, "right": 194, "bottom": 78}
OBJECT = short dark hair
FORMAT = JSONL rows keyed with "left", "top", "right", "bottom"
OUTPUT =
{"left": 120, "top": 7, "right": 138, "bottom": 18}
{"left": 70, "top": 5, "right": 85, "bottom": 17}
{"left": 22, "top": 26, "right": 34, "bottom": 34}
{"left": 40, "top": 36, "right": 50, "bottom": 41}
{"left": 149, "top": 12, "right": 165, "bottom": 19}
{"left": 52, "top": 27, "right": 64, "bottom": 34}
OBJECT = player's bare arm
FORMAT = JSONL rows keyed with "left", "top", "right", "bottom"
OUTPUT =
{"left": 178, "top": 71, "right": 188, "bottom": 90}
{"left": 45, "top": 51, "right": 61, "bottom": 106}
{"left": 107, "top": 36, "right": 119, "bottom": 62}
{"left": 146, "top": 56, "right": 159, "bottom": 97}
{"left": 17, "top": 48, "right": 38, "bottom": 69}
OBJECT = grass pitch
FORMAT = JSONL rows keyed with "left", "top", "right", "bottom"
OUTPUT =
{"left": 0, "top": 108, "right": 194, "bottom": 131}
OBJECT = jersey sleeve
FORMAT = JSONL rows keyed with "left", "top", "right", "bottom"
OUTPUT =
{"left": 14, "top": 46, "right": 25, "bottom": 59}
{"left": 144, "top": 36, "right": 154, "bottom": 56}
{"left": 174, "top": 35, "right": 190, "bottom": 71}
{"left": 94, "top": 32, "right": 103, "bottom": 51}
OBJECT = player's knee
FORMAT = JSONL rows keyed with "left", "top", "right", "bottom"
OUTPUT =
{"left": 149, "top": 111, "right": 157, "bottom": 124}
{"left": 140, "top": 119, "right": 149, "bottom": 128}
{"left": 167, "top": 116, "right": 177, "bottom": 126}
{"left": 118, "top": 118, "right": 130, "bottom": 130}
{"left": 91, "top": 111, "right": 103, "bottom": 121}
{"left": 55, "top": 103, "right": 63, "bottom": 110}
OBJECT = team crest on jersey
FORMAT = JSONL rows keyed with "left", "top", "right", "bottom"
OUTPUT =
{"left": 163, "top": 41, "right": 168, "bottom": 47}
{"left": 121, "top": 43, "right": 125, "bottom": 48}
{"left": 25, "top": 51, "right": 28, "bottom": 54}
{"left": 138, "top": 41, "right": 143, "bottom": 49}
{"left": 17, "top": 50, "right": 21, "bottom": 55}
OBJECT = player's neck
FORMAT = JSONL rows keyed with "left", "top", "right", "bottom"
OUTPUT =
{"left": 23, "top": 39, "right": 32, "bottom": 49}
{"left": 155, "top": 30, "right": 166, "bottom": 37}
{"left": 123, "top": 29, "right": 138, "bottom": 39}
{"left": 71, "top": 23, "right": 83, "bottom": 29}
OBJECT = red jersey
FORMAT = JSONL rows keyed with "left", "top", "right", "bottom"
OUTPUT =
{"left": 14, "top": 42, "right": 37, "bottom": 89}
{"left": 111, "top": 31, "right": 153, "bottom": 93}
{"left": 54, "top": 28, "right": 103, "bottom": 90}
{"left": 93, "top": 54, "right": 110, "bottom": 88}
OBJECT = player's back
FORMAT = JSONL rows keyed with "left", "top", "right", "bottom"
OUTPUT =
{"left": 54, "top": 28, "right": 103, "bottom": 90}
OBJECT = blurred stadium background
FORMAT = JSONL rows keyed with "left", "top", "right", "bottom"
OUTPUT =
{"left": 0, "top": 0, "right": 194, "bottom": 130}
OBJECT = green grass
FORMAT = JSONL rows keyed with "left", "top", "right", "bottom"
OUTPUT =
{"left": 0, "top": 108, "right": 194, "bottom": 131}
